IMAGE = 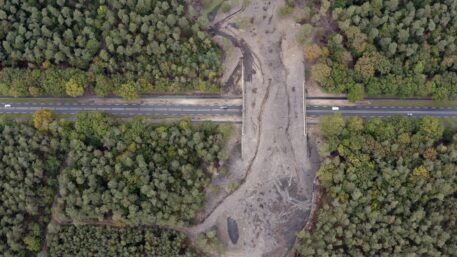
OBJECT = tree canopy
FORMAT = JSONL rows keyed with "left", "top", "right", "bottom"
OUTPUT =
{"left": 0, "top": 0, "right": 223, "bottom": 97}
{"left": 45, "top": 225, "right": 197, "bottom": 257}
{"left": 0, "top": 119, "right": 63, "bottom": 256}
{"left": 305, "top": 0, "right": 457, "bottom": 100}
{"left": 296, "top": 117, "right": 457, "bottom": 256}
{"left": 0, "top": 112, "right": 227, "bottom": 256}
{"left": 55, "top": 115, "right": 225, "bottom": 225}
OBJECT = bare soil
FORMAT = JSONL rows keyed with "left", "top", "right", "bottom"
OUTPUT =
{"left": 186, "top": 1, "right": 319, "bottom": 256}
{"left": 213, "top": 35, "right": 243, "bottom": 96}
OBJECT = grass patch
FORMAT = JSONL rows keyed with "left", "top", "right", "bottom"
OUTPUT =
{"left": 202, "top": 0, "right": 224, "bottom": 17}
{"left": 233, "top": 16, "right": 251, "bottom": 30}
{"left": 221, "top": 2, "right": 232, "bottom": 13}
{"left": 0, "top": 98, "right": 80, "bottom": 104}
{"left": 226, "top": 181, "right": 240, "bottom": 192}
{"left": 369, "top": 100, "right": 457, "bottom": 108}
{"left": 243, "top": 0, "right": 251, "bottom": 7}
{"left": 209, "top": 184, "right": 221, "bottom": 193}
{"left": 218, "top": 123, "right": 233, "bottom": 140}
{"left": 278, "top": 5, "right": 294, "bottom": 17}
{"left": 304, "top": 67, "right": 311, "bottom": 82}
{"left": 0, "top": 113, "right": 33, "bottom": 119}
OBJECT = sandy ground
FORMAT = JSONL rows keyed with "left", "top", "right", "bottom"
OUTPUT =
{"left": 216, "top": 37, "right": 242, "bottom": 82}
{"left": 186, "top": 1, "right": 318, "bottom": 256}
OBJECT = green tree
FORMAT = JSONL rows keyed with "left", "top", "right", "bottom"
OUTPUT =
{"left": 347, "top": 83, "right": 364, "bottom": 102}
{"left": 23, "top": 234, "right": 40, "bottom": 252}
{"left": 418, "top": 117, "right": 443, "bottom": 140}
{"left": 320, "top": 114, "right": 345, "bottom": 138}
{"left": 94, "top": 75, "right": 112, "bottom": 97}
{"left": 433, "top": 86, "right": 449, "bottom": 102}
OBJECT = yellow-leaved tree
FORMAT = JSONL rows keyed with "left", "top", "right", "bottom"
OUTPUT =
{"left": 33, "top": 109, "right": 53, "bottom": 131}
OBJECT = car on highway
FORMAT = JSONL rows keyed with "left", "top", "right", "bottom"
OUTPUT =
{"left": 4, "top": 104, "right": 11, "bottom": 108}
{"left": 219, "top": 105, "right": 228, "bottom": 110}
{"left": 407, "top": 112, "right": 413, "bottom": 116}
{"left": 331, "top": 106, "right": 339, "bottom": 111}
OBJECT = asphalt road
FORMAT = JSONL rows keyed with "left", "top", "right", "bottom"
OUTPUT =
{"left": 307, "top": 105, "right": 457, "bottom": 118}
{"left": 1, "top": 102, "right": 457, "bottom": 118}
{"left": 0, "top": 102, "right": 242, "bottom": 116}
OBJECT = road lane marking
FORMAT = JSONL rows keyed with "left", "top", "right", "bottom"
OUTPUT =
{"left": 168, "top": 108, "right": 181, "bottom": 111}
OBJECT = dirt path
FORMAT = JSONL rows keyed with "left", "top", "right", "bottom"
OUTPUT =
{"left": 186, "top": 1, "right": 316, "bottom": 257}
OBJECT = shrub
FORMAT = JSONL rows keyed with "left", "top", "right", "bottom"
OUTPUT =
{"left": 94, "top": 75, "right": 112, "bottom": 96}
{"left": 278, "top": 5, "right": 294, "bottom": 17}
{"left": 297, "top": 24, "right": 314, "bottom": 44}
{"left": 304, "top": 44, "right": 329, "bottom": 62}
{"left": 33, "top": 109, "right": 54, "bottom": 132}
{"left": 227, "top": 181, "right": 240, "bottom": 192}
{"left": 221, "top": 3, "right": 232, "bottom": 13}
{"left": 65, "top": 79, "right": 85, "bottom": 97}
{"left": 311, "top": 63, "right": 331, "bottom": 84}
{"left": 347, "top": 83, "right": 364, "bottom": 102}
{"left": 117, "top": 81, "right": 139, "bottom": 100}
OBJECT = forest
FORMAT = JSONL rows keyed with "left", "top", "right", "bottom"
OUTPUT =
{"left": 45, "top": 225, "right": 197, "bottom": 257}
{"left": 0, "top": 0, "right": 223, "bottom": 98}
{"left": 0, "top": 112, "right": 227, "bottom": 256}
{"left": 296, "top": 116, "right": 457, "bottom": 256}
{"left": 55, "top": 113, "right": 226, "bottom": 226}
{"left": 304, "top": 0, "right": 457, "bottom": 100}
{"left": 0, "top": 120, "right": 64, "bottom": 257}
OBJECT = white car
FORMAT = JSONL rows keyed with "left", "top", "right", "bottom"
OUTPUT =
{"left": 219, "top": 106, "right": 228, "bottom": 110}
{"left": 407, "top": 112, "right": 413, "bottom": 116}
{"left": 331, "top": 106, "right": 339, "bottom": 111}
{"left": 4, "top": 104, "right": 11, "bottom": 108}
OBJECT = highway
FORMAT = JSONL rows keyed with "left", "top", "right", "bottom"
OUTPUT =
{"left": 1, "top": 101, "right": 457, "bottom": 118}
{"left": 0, "top": 102, "right": 242, "bottom": 116}
{"left": 306, "top": 105, "right": 457, "bottom": 118}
